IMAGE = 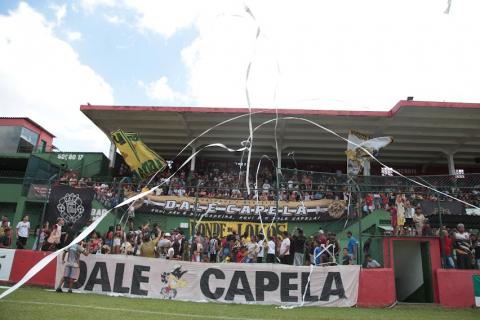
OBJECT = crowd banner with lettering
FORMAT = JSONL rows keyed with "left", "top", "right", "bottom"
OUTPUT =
{"left": 190, "top": 220, "right": 288, "bottom": 238}
{"left": 55, "top": 255, "right": 360, "bottom": 307}
{"left": 27, "top": 184, "right": 49, "bottom": 200}
{"left": 419, "top": 200, "right": 466, "bottom": 216}
{"left": 111, "top": 129, "right": 166, "bottom": 179}
{"left": 138, "top": 195, "right": 346, "bottom": 222}
{"left": 46, "top": 186, "right": 94, "bottom": 232}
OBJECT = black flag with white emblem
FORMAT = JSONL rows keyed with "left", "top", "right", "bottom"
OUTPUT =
{"left": 46, "top": 185, "right": 95, "bottom": 232}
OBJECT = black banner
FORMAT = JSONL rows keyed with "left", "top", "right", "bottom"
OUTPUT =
{"left": 419, "top": 200, "right": 465, "bottom": 216}
{"left": 46, "top": 186, "right": 94, "bottom": 231}
{"left": 137, "top": 201, "right": 341, "bottom": 222}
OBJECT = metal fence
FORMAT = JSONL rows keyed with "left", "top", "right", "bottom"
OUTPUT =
{"left": 1, "top": 169, "right": 479, "bottom": 269}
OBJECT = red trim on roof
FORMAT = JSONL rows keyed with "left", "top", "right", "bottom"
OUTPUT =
{"left": 80, "top": 100, "right": 480, "bottom": 118}
{"left": 0, "top": 117, "right": 56, "bottom": 137}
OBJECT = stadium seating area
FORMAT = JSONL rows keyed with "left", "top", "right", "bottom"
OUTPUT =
{"left": 1, "top": 166, "right": 479, "bottom": 270}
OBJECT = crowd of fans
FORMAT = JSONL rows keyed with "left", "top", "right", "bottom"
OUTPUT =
{"left": 1, "top": 213, "right": 478, "bottom": 270}
{"left": 53, "top": 167, "right": 480, "bottom": 214}
{"left": 1, "top": 167, "right": 479, "bottom": 271}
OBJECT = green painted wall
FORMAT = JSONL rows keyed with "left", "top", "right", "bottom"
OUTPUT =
{"left": 35, "top": 152, "right": 109, "bottom": 177}
{"left": 0, "top": 183, "right": 23, "bottom": 202}
{"left": 91, "top": 200, "right": 119, "bottom": 235}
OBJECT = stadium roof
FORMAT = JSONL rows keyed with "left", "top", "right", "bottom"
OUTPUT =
{"left": 81, "top": 100, "right": 480, "bottom": 167}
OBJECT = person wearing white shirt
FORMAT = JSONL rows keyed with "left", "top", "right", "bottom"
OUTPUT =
{"left": 267, "top": 236, "right": 276, "bottom": 263}
{"left": 257, "top": 234, "right": 265, "bottom": 263}
{"left": 16, "top": 215, "right": 30, "bottom": 249}
{"left": 404, "top": 200, "right": 415, "bottom": 234}
{"left": 279, "top": 231, "right": 291, "bottom": 265}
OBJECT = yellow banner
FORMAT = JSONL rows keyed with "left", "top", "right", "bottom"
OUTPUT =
{"left": 190, "top": 220, "right": 288, "bottom": 238}
{"left": 111, "top": 129, "right": 166, "bottom": 179}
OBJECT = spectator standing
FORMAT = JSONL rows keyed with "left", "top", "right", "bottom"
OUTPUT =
{"left": 56, "top": 239, "right": 89, "bottom": 293}
{"left": 209, "top": 234, "right": 219, "bottom": 262}
{"left": 346, "top": 231, "right": 358, "bottom": 263}
{"left": 0, "top": 226, "right": 12, "bottom": 248}
{"left": 246, "top": 236, "right": 259, "bottom": 263}
{"left": 104, "top": 226, "right": 114, "bottom": 249}
{"left": 88, "top": 232, "right": 101, "bottom": 254}
{"left": 236, "top": 246, "right": 247, "bottom": 263}
{"left": 112, "top": 225, "right": 124, "bottom": 254}
{"left": 453, "top": 223, "right": 471, "bottom": 269}
{"left": 32, "top": 222, "right": 49, "bottom": 251}
{"left": 266, "top": 235, "right": 276, "bottom": 263}
{"left": 43, "top": 218, "right": 64, "bottom": 251}
{"left": 192, "top": 236, "right": 203, "bottom": 262}
{"left": 327, "top": 233, "right": 340, "bottom": 264}
{"left": 120, "top": 233, "right": 134, "bottom": 255}
{"left": 140, "top": 232, "right": 161, "bottom": 258}
{"left": 472, "top": 234, "right": 480, "bottom": 269}
{"left": 364, "top": 193, "right": 374, "bottom": 214}
{"left": 413, "top": 207, "right": 426, "bottom": 236}
{"left": 396, "top": 195, "right": 406, "bottom": 235}
{"left": 441, "top": 230, "right": 455, "bottom": 268}
{"left": 313, "top": 240, "right": 324, "bottom": 266}
{"left": 16, "top": 215, "right": 30, "bottom": 249}
{"left": 279, "top": 231, "right": 291, "bottom": 265}
{"left": 257, "top": 234, "right": 265, "bottom": 263}
{"left": 390, "top": 207, "right": 397, "bottom": 235}
{"left": 292, "top": 229, "right": 306, "bottom": 266}
{"left": 1, "top": 216, "right": 10, "bottom": 229}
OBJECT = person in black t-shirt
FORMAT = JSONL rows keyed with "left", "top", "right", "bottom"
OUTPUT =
{"left": 291, "top": 228, "right": 306, "bottom": 266}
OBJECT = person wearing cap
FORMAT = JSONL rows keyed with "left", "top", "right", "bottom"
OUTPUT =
{"left": 157, "top": 233, "right": 172, "bottom": 258}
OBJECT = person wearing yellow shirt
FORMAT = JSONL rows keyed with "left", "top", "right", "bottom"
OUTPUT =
{"left": 140, "top": 230, "right": 161, "bottom": 258}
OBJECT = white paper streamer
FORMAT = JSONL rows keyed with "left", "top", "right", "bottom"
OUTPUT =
{"left": 0, "top": 142, "right": 249, "bottom": 300}
{"left": 0, "top": 209, "right": 111, "bottom": 299}
{"left": 249, "top": 116, "right": 480, "bottom": 210}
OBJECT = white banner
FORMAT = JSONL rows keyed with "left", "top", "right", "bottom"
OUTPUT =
{"left": 56, "top": 255, "right": 360, "bottom": 307}
{"left": 0, "top": 249, "right": 15, "bottom": 281}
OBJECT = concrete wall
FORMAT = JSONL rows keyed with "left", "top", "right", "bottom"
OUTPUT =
{"left": 437, "top": 269, "right": 480, "bottom": 308}
{"left": 357, "top": 268, "right": 396, "bottom": 307}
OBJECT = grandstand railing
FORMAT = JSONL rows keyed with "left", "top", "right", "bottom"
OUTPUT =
{"left": 1, "top": 170, "right": 479, "bottom": 269}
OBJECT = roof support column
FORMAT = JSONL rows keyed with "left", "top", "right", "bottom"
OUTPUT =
{"left": 190, "top": 145, "right": 196, "bottom": 172}
{"left": 447, "top": 152, "right": 456, "bottom": 176}
{"left": 108, "top": 140, "right": 116, "bottom": 168}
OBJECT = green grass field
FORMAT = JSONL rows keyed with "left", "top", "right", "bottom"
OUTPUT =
{"left": 0, "top": 287, "right": 478, "bottom": 320}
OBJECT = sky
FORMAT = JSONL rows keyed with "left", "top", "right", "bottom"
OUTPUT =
{"left": 1, "top": 0, "right": 480, "bottom": 156}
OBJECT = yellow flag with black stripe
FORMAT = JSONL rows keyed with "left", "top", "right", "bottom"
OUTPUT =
{"left": 111, "top": 129, "right": 166, "bottom": 179}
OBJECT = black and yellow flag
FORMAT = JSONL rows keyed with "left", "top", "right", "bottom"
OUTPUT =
{"left": 111, "top": 129, "right": 166, "bottom": 179}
